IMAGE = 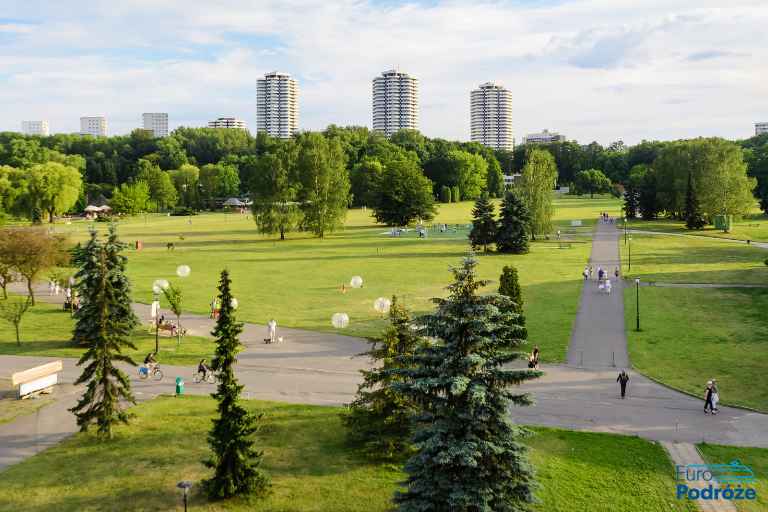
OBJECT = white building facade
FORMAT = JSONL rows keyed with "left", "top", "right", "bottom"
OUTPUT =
{"left": 21, "top": 120, "right": 49, "bottom": 136}
{"left": 372, "top": 69, "right": 419, "bottom": 137}
{"left": 470, "top": 82, "right": 513, "bottom": 151}
{"left": 756, "top": 122, "right": 768, "bottom": 136}
{"left": 256, "top": 71, "right": 299, "bottom": 138}
{"left": 208, "top": 117, "right": 248, "bottom": 130}
{"left": 142, "top": 113, "right": 169, "bottom": 137}
{"left": 522, "top": 129, "right": 565, "bottom": 145}
{"left": 80, "top": 116, "right": 108, "bottom": 137}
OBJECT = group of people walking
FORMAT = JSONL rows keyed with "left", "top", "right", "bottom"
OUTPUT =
{"left": 599, "top": 212, "right": 614, "bottom": 224}
{"left": 582, "top": 265, "right": 619, "bottom": 294}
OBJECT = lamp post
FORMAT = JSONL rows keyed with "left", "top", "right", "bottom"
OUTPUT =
{"left": 152, "top": 291, "right": 160, "bottom": 353}
{"left": 176, "top": 481, "right": 192, "bottom": 512}
{"left": 624, "top": 217, "right": 628, "bottom": 245}
{"left": 627, "top": 235, "right": 632, "bottom": 273}
{"left": 635, "top": 278, "right": 641, "bottom": 332}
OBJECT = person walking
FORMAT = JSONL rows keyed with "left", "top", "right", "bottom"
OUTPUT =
{"left": 704, "top": 380, "right": 715, "bottom": 414}
{"left": 617, "top": 370, "right": 629, "bottom": 398}
{"left": 528, "top": 346, "right": 540, "bottom": 370}
{"left": 54, "top": 281, "right": 60, "bottom": 296}
{"left": 711, "top": 379, "right": 720, "bottom": 414}
{"left": 267, "top": 318, "right": 277, "bottom": 344}
{"left": 583, "top": 266, "right": 589, "bottom": 281}
{"left": 588, "top": 266, "right": 593, "bottom": 279}
{"left": 614, "top": 267, "right": 620, "bottom": 280}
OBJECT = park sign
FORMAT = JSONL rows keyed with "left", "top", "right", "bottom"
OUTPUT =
{"left": 11, "top": 360, "right": 62, "bottom": 398}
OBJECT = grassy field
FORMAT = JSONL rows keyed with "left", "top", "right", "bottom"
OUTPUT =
{"left": 34, "top": 198, "right": 619, "bottom": 362}
{"left": 0, "top": 377, "right": 57, "bottom": 425}
{"left": 0, "top": 300, "right": 217, "bottom": 366}
{"left": 625, "top": 286, "right": 768, "bottom": 411}
{"left": 619, "top": 232, "right": 768, "bottom": 284}
{"left": 698, "top": 443, "right": 768, "bottom": 512}
{"left": 0, "top": 395, "right": 693, "bottom": 512}
{"left": 625, "top": 206, "right": 768, "bottom": 243}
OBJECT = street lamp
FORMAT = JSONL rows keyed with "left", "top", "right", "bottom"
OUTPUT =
{"left": 176, "top": 481, "right": 192, "bottom": 512}
{"left": 635, "top": 278, "right": 641, "bottom": 332}
{"left": 623, "top": 217, "right": 628, "bottom": 245}
{"left": 627, "top": 235, "right": 632, "bottom": 273}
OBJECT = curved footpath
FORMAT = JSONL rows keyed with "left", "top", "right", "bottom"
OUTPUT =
{"left": 1, "top": 225, "right": 767, "bottom": 472}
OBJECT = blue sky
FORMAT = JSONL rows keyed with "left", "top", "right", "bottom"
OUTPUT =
{"left": 1, "top": 1, "right": 766, "bottom": 144}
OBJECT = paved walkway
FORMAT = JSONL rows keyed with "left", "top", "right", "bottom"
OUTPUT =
{"left": 662, "top": 442, "right": 736, "bottom": 512}
{"left": 567, "top": 221, "right": 629, "bottom": 369}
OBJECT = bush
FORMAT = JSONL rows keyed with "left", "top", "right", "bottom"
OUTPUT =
{"left": 170, "top": 206, "right": 197, "bottom": 216}
{"left": 451, "top": 186, "right": 461, "bottom": 202}
{"left": 440, "top": 186, "right": 452, "bottom": 203}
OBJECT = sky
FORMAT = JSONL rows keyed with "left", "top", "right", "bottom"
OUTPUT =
{"left": 1, "top": 0, "right": 766, "bottom": 145}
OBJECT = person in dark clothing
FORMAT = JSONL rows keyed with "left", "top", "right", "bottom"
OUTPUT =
{"left": 617, "top": 370, "right": 629, "bottom": 398}
{"left": 704, "top": 380, "right": 715, "bottom": 414}
{"left": 198, "top": 358, "right": 210, "bottom": 380}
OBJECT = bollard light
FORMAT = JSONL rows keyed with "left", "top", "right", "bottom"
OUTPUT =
{"left": 176, "top": 481, "right": 192, "bottom": 512}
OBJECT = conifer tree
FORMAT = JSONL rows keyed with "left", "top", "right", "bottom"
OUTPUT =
{"left": 499, "top": 265, "right": 526, "bottom": 330}
{"left": 496, "top": 191, "right": 530, "bottom": 254}
{"left": 394, "top": 255, "right": 541, "bottom": 511}
{"left": 204, "top": 269, "right": 269, "bottom": 499}
{"left": 469, "top": 194, "right": 497, "bottom": 252}
{"left": 70, "top": 226, "right": 139, "bottom": 438}
{"left": 343, "top": 296, "right": 423, "bottom": 459}
{"left": 684, "top": 171, "right": 706, "bottom": 229}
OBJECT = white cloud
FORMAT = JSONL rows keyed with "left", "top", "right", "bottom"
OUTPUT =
{"left": 0, "top": 0, "right": 766, "bottom": 143}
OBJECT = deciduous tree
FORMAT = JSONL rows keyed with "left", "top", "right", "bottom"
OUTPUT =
{"left": 518, "top": 149, "right": 557, "bottom": 239}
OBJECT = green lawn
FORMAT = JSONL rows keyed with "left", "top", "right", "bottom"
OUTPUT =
{"left": 625, "top": 286, "right": 768, "bottom": 411}
{"left": 0, "top": 378, "right": 56, "bottom": 425}
{"left": 625, "top": 206, "right": 768, "bottom": 243}
{"left": 0, "top": 395, "right": 693, "bottom": 512}
{"left": 38, "top": 198, "right": 618, "bottom": 362}
{"left": 698, "top": 443, "right": 768, "bottom": 512}
{"left": 619, "top": 232, "right": 768, "bottom": 284}
{"left": 0, "top": 300, "right": 217, "bottom": 366}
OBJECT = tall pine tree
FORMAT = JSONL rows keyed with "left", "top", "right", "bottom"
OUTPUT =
{"left": 393, "top": 255, "right": 541, "bottom": 511}
{"left": 496, "top": 191, "right": 530, "bottom": 254}
{"left": 468, "top": 194, "right": 497, "bottom": 253}
{"left": 499, "top": 265, "right": 526, "bottom": 331}
{"left": 684, "top": 171, "right": 706, "bottom": 229}
{"left": 70, "top": 226, "right": 139, "bottom": 438}
{"left": 343, "top": 296, "right": 423, "bottom": 459}
{"left": 204, "top": 269, "right": 270, "bottom": 499}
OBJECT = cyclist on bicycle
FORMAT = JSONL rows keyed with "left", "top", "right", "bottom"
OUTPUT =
{"left": 197, "top": 358, "right": 211, "bottom": 381}
{"left": 144, "top": 352, "right": 158, "bottom": 374}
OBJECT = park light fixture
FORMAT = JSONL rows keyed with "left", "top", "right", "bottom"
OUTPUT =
{"left": 176, "top": 481, "right": 192, "bottom": 512}
{"left": 373, "top": 297, "right": 391, "bottom": 315}
{"left": 350, "top": 276, "right": 363, "bottom": 289}
{"left": 332, "top": 312, "right": 350, "bottom": 329}
{"left": 635, "top": 278, "right": 641, "bottom": 332}
{"left": 176, "top": 265, "right": 191, "bottom": 278}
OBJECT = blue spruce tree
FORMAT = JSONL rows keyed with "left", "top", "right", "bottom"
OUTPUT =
{"left": 393, "top": 254, "right": 541, "bottom": 511}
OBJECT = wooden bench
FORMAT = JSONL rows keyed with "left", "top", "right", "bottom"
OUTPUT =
{"left": 12, "top": 361, "right": 62, "bottom": 399}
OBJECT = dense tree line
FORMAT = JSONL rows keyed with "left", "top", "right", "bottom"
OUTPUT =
{"left": 1, "top": 127, "right": 764, "bottom": 231}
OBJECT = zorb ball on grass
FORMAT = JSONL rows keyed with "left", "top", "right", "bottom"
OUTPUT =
{"left": 373, "top": 297, "right": 391, "bottom": 314}
{"left": 332, "top": 313, "right": 350, "bottom": 329}
{"left": 350, "top": 276, "right": 363, "bottom": 288}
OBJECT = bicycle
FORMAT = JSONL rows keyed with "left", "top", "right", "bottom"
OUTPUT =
{"left": 138, "top": 364, "right": 164, "bottom": 381}
{"left": 193, "top": 370, "right": 217, "bottom": 384}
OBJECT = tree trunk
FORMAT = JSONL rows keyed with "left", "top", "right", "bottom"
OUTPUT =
{"left": 280, "top": 229, "right": 285, "bottom": 241}
{"left": 15, "top": 323, "right": 20, "bottom": 345}
{"left": 48, "top": 208, "right": 55, "bottom": 223}
{"left": 1, "top": 283, "right": 6, "bottom": 299}
{"left": 27, "top": 279, "right": 35, "bottom": 305}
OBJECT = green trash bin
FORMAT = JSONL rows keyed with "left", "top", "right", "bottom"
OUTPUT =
{"left": 175, "top": 377, "right": 184, "bottom": 396}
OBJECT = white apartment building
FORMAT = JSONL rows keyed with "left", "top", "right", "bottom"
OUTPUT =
{"left": 80, "top": 116, "right": 108, "bottom": 137}
{"left": 21, "top": 120, "right": 49, "bottom": 136}
{"left": 372, "top": 69, "right": 419, "bottom": 137}
{"left": 470, "top": 82, "right": 513, "bottom": 151}
{"left": 142, "top": 113, "right": 169, "bottom": 137}
{"left": 757, "top": 122, "right": 768, "bottom": 136}
{"left": 208, "top": 117, "right": 248, "bottom": 130}
{"left": 256, "top": 71, "right": 299, "bottom": 138}
{"left": 522, "top": 129, "right": 565, "bottom": 145}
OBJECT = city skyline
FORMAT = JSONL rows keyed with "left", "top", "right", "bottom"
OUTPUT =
{"left": 1, "top": 1, "right": 766, "bottom": 144}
